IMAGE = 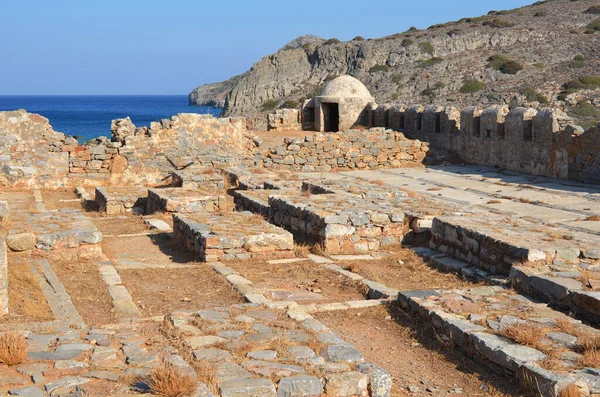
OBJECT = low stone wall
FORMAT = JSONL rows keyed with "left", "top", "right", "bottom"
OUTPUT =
{"left": 95, "top": 187, "right": 148, "bottom": 215}
{"left": 171, "top": 169, "right": 225, "bottom": 190}
{"left": 0, "top": 236, "right": 7, "bottom": 317}
{"left": 263, "top": 128, "right": 429, "bottom": 172}
{"left": 146, "top": 188, "right": 231, "bottom": 214}
{"left": 246, "top": 109, "right": 301, "bottom": 132}
{"left": 172, "top": 212, "right": 294, "bottom": 261}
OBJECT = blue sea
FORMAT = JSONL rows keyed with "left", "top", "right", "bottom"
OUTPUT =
{"left": 0, "top": 96, "right": 221, "bottom": 142}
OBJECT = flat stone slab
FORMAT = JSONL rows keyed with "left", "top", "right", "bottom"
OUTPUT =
{"left": 277, "top": 375, "right": 323, "bottom": 397}
{"left": 219, "top": 378, "right": 276, "bottom": 397}
{"left": 143, "top": 218, "right": 172, "bottom": 231}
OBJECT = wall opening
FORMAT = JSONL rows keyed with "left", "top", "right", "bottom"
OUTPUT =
{"left": 399, "top": 114, "right": 405, "bottom": 130}
{"left": 434, "top": 113, "right": 441, "bottom": 133}
{"left": 323, "top": 103, "right": 339, "bottom": 132}
{"left": 523, "top": 120, "right": 533, "bottom": 141}
{"left": 486, "top": 128, "right": 492, "bottom": 138}
{"left": 473, "top": 117, "right": 481, "bottom": 137}
{"left": 416, "top": 113, "right": 423, "bottom": 131}
{"left": 497, "top": 123, "right": 505, "bottom": 139}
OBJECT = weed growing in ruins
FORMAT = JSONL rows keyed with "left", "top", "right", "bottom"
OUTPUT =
{"left": 148, "top": 361, "right": 198, "bottom": 397}
{"left": 417, "top": 57, "right": 444, "bottom": 69}
{"left": 498, "top": 324, "right": 548, "bottom": 351}
{"left": 585, "top": 18, "right": 600, "bottom": 34}
{"left": 571, "top": 103, "right": 600, "bottom": 119}
{"left": 293, "top": 243, "right": 311, "bottom": 257}
{"left": 0, "top": 333, "right": 27, "bottom": 366}
{"left": 193, "top": 360, "right": 218, "bottom": 394}
{"left": 520, "top": 87, "right": 549, "bottom": 104}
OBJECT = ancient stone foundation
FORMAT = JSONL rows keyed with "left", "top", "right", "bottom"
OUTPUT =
{"left": 146, "top": 188, "right": 232, "bottom": 214}
{"left": 95, "top": 187, "right": 148, "bottom": 215}
{"left": 172, "top": 212, "right": 294, "bottom": 261}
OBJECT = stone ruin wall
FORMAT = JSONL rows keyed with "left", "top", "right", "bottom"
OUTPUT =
{"left": 368, "top": 103, "right": 600, "bottom": 184}
{"left": 0, "top": 111, "right": 252, "bottom": 188}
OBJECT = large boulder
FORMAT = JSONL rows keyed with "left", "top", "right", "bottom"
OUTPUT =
{"left": 6, "top": 233, "right": 36, "bottom": 251}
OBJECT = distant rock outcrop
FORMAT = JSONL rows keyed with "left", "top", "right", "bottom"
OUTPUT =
{"left": 188, "top": 0, "right": 600, "bottom": 128}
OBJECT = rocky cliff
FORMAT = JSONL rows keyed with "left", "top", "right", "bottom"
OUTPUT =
{"left": 189, "top": 0, "right": 600, "bottom": 128}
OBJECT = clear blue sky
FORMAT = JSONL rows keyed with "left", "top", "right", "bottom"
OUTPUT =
{"left": 0, "top": 0, "right": 535, "bottom": 95}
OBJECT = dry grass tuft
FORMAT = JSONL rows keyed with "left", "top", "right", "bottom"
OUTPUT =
{"left": 501, "top": 216, "right": 520, "bottom": 227}
{"left": 193, "top": 360, "right": 218, "bottom": 394}
{"left": 577, "top": 269, "right": 600, "bottom": 286}
{"left": 0, "top": 332, "right": 27, "bottom": 366}
{"left": 487, "top": 200, "right": 502, "bottom": 204}
{"left": 271, "top": 336, "right": 297, "bottom": 358}
{"left": 293, "top": 243, "right": 311, "bottom": 258}
{"left": 149, "top": 361, "right": 198, "bottom": 397}
{"left": 555, "top": 317, "right": 577, "bottom": 335}
{"left": 578, "top": 333, "right": 600, "bottom": 352}
{"left": 306, "top": 337, "right": 325, "bottom": 355}
{"left": 426, "top": 187, "right": 442, "bottom": 191}
{"left": 584, "top": 215, "right": 600, "bottom": 222}
{"left": 560, "top": 383, "right": 584, "bottom": 397}
{"left": 579, "top": 348, "right": 600, "bottom": 368}
{"left": 372, "top": 179, "right": 385, "bottom": 186}
{"left": 497, "top": 324, "right": 547, "bottom": 351}
{"left": 200, "top": 168, "right": 216, "bottom": 175}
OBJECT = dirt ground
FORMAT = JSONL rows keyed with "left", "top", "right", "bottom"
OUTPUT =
{"left": 316, "top": 305, "right": 528, "bottom": 397}
{"left": 93, "top": 216, "right": 152, "bottom": 236}
{"left": 337, "top": 249, "right": 476, "bottom": 292}
{"left": 0, "top": 252, "right": 54, "bottom": 324}
{"left": 227, "top": 259, "right": 367, "bottom": 303}
{"left": 41, "top": 188, "right": 82, "bottom": 210}
{"left": 119, "top": 266, "right": 244, "bottom": 317}
{"left": 50, "top": 256, "right": 117, "bottom": 326}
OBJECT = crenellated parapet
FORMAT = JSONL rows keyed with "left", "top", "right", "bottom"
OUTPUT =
{"left": 365, "top": 102, "right": 600, "bottom": 184}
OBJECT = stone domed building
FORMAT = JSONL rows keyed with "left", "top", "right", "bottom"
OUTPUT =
{"left": 302, "top": 75, "right": 376, "bottom": 132}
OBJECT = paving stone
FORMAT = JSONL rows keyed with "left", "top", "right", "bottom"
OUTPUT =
{"left": 289, "top": 346, "right": 316, "bottom": 361}
{"left": 194, "top": 348, "right": 234, "bottom": 362}
{"left": 277, "top": 374, "right": 323, "bottom": 397}
{"left": 246, "top": 332, "right": 277, "bottom": 343}
{"left": 45, "top": 376, "right": 90, "bottom": 393}
{"left": 83, "top": 370, "right": 119, "bottom": 381}
{"left": 323, "top": 343, "right": 365, "bottom": 364}
{"left": 186, "top": 335, "right": 228, "bottom": 349}
{"left": 54, "top": 360, "right": 89, "bottom": 370}
{"left": 164, "top": 353, "right": 196, "bottom": 377}
{"left": 219, "top": 378, "right": 276, "bottom": 397}
{"left": 8, "top": 386, "right": 46, "bottom": 397}
{"left": 143, "top": 218, "right": 172, "bottom": 231}
{"left": 218, "top": 330, "right": 246, "bottom": 339}
{"left": 242, "top": 360, "right": 305, "bottom": 377}
{"left": 197, "top": 309, "right": 230, "bottom": 323}
{"left": 301, "top": 319, "right": 329, "bottom": 332}
{"left": 16, "top": 363, "right": 47, "bottom": 376}
{"left": 122, "top": 345, "right": 158, "bottom": 367}
{"left": 248, "top": 350, "right": 278, "bottom": 361}
{"left": 357, "top": 363, "right": 393, "bottom": 397}
{"left": 316, "top": 332, "right": 345, "bottom": 345}
{"left": 191, "top": 382, "right": 218, "bottom": 397}
{"left": 547, "top": 332, "right": 578, "bottom": 348}
{"left": 0, "top": 372, "right": 29, "bottom": 386}
{"left": 245, "top": 309, "right": 279, "bottom": 321}
{"left": 91, "top": 346, "right": 118, "bottom": 362}
{"left": 215, "top": 362, "right": 253, "bottom": 383}
{"left": 252, "top": 324, "right": 273, "bottom": 333}
{"left": 471, "top": 332, "right": 546, "bottom": 371}
{"left": 325, "top": 372, "right": 369, "bottom": 397}
{"left": 307, "top": 254, "right": 333, "bottom": 264}
{"left": 530, "top": 275, "right": 582, "bottom": 302}
{"left": 55, "top": 343, "right": 93, "bottom": 354}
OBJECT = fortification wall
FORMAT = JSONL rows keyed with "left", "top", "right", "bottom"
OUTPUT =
{"left": 263, "top": 128, "right": 429, "bottom": 172}
{"left": 246, "top": 109, "right": 301, "bottom": 132}
{"left": 368, "top": 104, "right": 600, "bottom": 184}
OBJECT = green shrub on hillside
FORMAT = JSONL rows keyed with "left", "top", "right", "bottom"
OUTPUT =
{"left": 417, "top": 57, "right": 444, "bottom": 69}
{"left": 580, "top": 75, "right": 600, "bottom": 88}
{"left": 261, "top": 99, "right": 280, "bottom": 111}
{"left": 571, "top": 102, "right": 600, "bottom": 118}
{"left": 585, "top": 6, "right": 600, "bottom": 14}
{"left": 487, "top": 54, "right": 523, "bottom": 74}
{"left": 460, "top": 79, "right": 486, "bottom": 93}
{"left": 585, "top": 18, "right": 600, "bottom": 33}
{"left": 534, "top": 11, "right": 547, "bottom": 17}
{"left": 324, "top": 38, "right": 341, "bottom": 45}
{"left": 402, "top": 38, "right": 414, "bottom": 47}
{"left": 369, "top": 64, "right": 389, "bottom": 73}
{"left": 391, "top": 74, "right": 403, "bottom": 86}
{"left": 281, "top": 100, "right": 300, "bottom": 109}
{"left": 520, "top": 87, "right": 549, "bottom": 104}
{"left": 352, "top": 36, "right": 365, "bottom": 41}
{"left": 418, "top": 41, "right": 434, "bottom": 55}
{"left": 482, "top": 18, "right": 515, "bottom": 28}
{"left": 533, "top": 62, "right": 545, "bottom": 69}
